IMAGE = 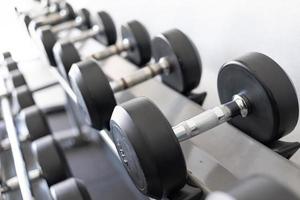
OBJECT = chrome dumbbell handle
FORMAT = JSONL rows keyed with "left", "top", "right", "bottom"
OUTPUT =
{"left": 0, "top": 169, "right": 41, "bottom": 193}
{"left": 51, "top": 17, "right": 83, "bottom": 33}
{"left": 59, "top": 25, "right": 100, "bottom": 44}
{"left": 0, "top": 78, "right": 34, "bottom": 200}
{"left": 89, "top": 39, "right": 131, "bottom": 61}
{"left": 0, "top": 133, "right": 30, "bottom": 152}
{"left": 29, "top": 3, "right": 59, "bottom": 19}
{"left": 37, "top": 9, "right": 68, "bottom": 26}
{"left": 110, "top": 57, "right": 170, "bottom": 93}
{"left": 173, "top": 95, "right": 249, "bottom": 142}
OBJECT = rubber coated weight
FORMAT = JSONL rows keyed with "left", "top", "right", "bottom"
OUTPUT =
{"left": 121, "top": 20, "right": 151, "bottom": 66}
{"left": 152, "top": 29, "right": 202, "bottom": 94}
{"left": 50, "top": 178, "right": 91, "bottom": 200}
{"left": 53, "top": 11, "right": 116, "bottom": 76}
{"left": 53, "top": 41, "right": 81, "bottom": 80}
{"left": 16, "top": 106, "right": 50, "bottom": 141}
{"left": 110, "top": 97, "right": 186, "bottom": 199}
{"left": 32, "top": 135, "right": 71, "bottom": 185}
{"left": 21, "top": 14, "right": 32, "bottom": 28}
{"left": 37, "top": 26, "right": 59, "bottom": 66}
{"left": 2, "top": 52, "right": 12, "bottom": 60}
{"left": 8, "top": 70, "right": 27, "bottom": 88}
{"left": 37, "top": 9, "right": 91, "bottom": 66}
{"left": 5, "top": 59, "right": 18, "bottom": 72}
{"left": 218, "top": 52, "right": 299, "bottom": 143}
{"left": 28, "top": 2, "right": 75, "bottom": 32}
{"left": 91, "top": 11, "right": 117, "bottom": 45}
{"left": 69, "top": 60, "right": 116, "bottom": 129}
{"left": 12, "top": 85, "right": 35, "bottom": 113}
{"left": 76, "top": 8, "right": 92, "bottom": 30}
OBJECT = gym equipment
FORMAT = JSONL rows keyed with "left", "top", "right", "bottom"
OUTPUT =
{"left": 28, "top": 2, "right": 75, "bottom": 34}
{"left": 50, "top": 178, "right": 91, "bottom": 200}
{"left": 0, "top": 105, "right": 50, "bottom": 152}
{"left": 38, "top": 10, "right": 116, "bottom": 66}
{"left": 1, "top": 52, "right": 12, "bottom": 62}
{"left": 0, "top": 135, "right": 71, "bottom": 193}
{"left": 2, "top": 69, "right": 60, "bottom": 114}
{"left": 69, "top": 29, "right": 201, "bottom": 130}
{"left": 54, "top": 20, "right": 150, "bottom": 80}
{"left": 206, "top": 175, "right": 299, "bottom": 200}
{"left": 16, "top": 1, "right": 62, "bottom": 29}
{"left": 109, "top": 52, "right": 298, "bottom": 198}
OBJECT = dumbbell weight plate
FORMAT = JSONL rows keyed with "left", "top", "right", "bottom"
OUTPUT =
{"left": 2, "top": 52, "right": 12, "bottom": 60}
{"left": 16, "top": 106, "right": 50, "bottom": 141}
{"left": 152, "top": 29, "right": 202, "bottom": 94}
{"left": 32, "top": 135, "right": 71, "bottom": 185}
{"left": 8, "top": 70, "right": 27, "bottom": 88}
{"left": 110, "top": 97, "right": 187, "bottom": 199}
{"left": 21, "top": 14, "right": 32, "bottom": 28}
{"left": 121, "top": 20, "right": 151, "bottom": 66}
{"left": 76, "top": 8, "right": 92, "bottom": 30}
{"left": 69, "top": 60, "right": 116, "bottom": 129}
{"left": 37, "top": 26, "right": 58, "bottom": 66}
{"left": 218, "top": 52, "right": 299, "bottom": 143}
{"left": 5, "top": 59, "right": 19, "bottom": 72}
{"left": 28, "top": 2, "right": 76, "bottom": 34}
{"left": 53, "top": 42, "right": 81, "bottom": 80}
{"left": 37, "top": 9, "right": 92, "bottom": 67}
{"left": 12, "top": 85, "right": 35, "bottom": 113}
{"left": 91, "top": 11, "right": 117, "bottom": 46}
{"left": 50, "top": 178, "right": 91, "bottom": 200}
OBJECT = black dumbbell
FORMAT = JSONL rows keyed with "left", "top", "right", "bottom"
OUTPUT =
{"left": 28, "top": 2, "right": 76, "bottom": 35}
{"left": 0, "top": 135, "right": 71, "bottom": 193}
{"left": 109, "top": 52, "right": 299, "bottom": 198}
{"left": 206, "top": 176, "right": 299, "bottom": 200}
{"left": 0, "top": 68, "right": 60, "bottom": 114}
{"left": 38, "top": 10, "right": 116, "bottom": 66}
{"left": 54, "top": 20, "right": 150, "bottom": 80}
{"left": 50, "top": 178, "right": 91, "bottom": 200}
{"left": 69, "top": 29, "right": 201, "bottom": 130}
{"left": 0, "top": 52, "right": 12, "bottom": 62}
{"left": 0, "top": 105, "right": 50, "bottom": 152}
{"left": 16, "top": 2, "right": 62, "bottom": 30}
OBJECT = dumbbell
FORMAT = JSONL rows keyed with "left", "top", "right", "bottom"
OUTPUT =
{"left": 0, "top": 54, "right": 59, "bottom": 96}
{"left": 69, "top": 29, "right": 201, "bottom": 130}
{"left": 38, "top": 10, "right": 115, "bottom": 66}
{"left": 0, "top": 135, "right": 71, "bottom": 193}
{"left": 16, "top": 2, "right": 62, "bottom": 30}
{"left": 108, "top": 52, "right": 299, "bottom": 199}
{"left": 54, "top": 20, "right": 150, "bottom": 80}
{"left": 0, "top": 52, "right": 12, "bottom": 62}
{"left": 28, "top": 2, "right": 76, "bottom": 35}
{"left": 0, "top": 68, "right": 60, "bottom": 114}
{"left": 0, "top": 105, "right": 50, "bottom": 152}
{"left": 50, "top": 178, "right": 91, "bottom": 200}
{"left": 206, "top": 175, "right": 299, "bottom": 200}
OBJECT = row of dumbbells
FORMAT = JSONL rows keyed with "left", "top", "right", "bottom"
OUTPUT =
{"left": 0, "top": 52, "right": 93, "bottom": 199}
{"left": 13, "top": 0, "right": 300, "bottom": 199}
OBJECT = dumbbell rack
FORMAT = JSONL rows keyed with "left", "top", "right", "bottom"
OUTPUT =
{"left": 0, "top": 75, "right": 34, "bottom": 199}
{"left": 4, "top": 3, "right": 300, "bottom": 200}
